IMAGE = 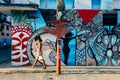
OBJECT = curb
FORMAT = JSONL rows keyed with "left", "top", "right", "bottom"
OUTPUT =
{"left": 1, "top": 66, "right": 120, "bottom": 74}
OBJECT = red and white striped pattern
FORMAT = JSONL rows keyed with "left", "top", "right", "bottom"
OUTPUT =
{"left": 11, "top": 22, "right": 32, "bottom": 66}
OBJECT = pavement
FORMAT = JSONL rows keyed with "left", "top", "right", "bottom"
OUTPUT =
{"left": 1, "top": 62, "right": 120, "bottom": 80}
{"left": 1, "top": 61, "right": 120, "bottom": 74}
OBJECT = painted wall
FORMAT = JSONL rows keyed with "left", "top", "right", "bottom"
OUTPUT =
{"left": 1, "top": 0, "right": 120, "bottom": 66}
{"left": 10, "top": 9, "right": 120, "bottom": 66}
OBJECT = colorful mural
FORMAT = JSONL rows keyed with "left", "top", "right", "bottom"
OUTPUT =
{"left": 10, "top": 9, "right": 120, "bottom": 66}
{"left": 1, "top": 0, "right": 120, "bottom": 67}
{"left": 27, "top": 28, "right": 58, "bottom": 66}
{"left": 11, "top": 10, "right": 46, "bottom": 66}
{"left": 61, "top": 25, "right": 76, "bottom": 65}
{"left": 11, "top": 22, "right": 32, "bottom": 66}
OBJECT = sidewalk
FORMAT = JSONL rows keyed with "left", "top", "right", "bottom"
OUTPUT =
{"left": 1, "top": 62, "right": 120, "bottom": 74}
{"left": 1, "top": 62, "right": 120, "bottom": 80}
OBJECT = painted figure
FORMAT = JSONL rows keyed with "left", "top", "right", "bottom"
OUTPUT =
{"left": 32, "top": 35, "right": 46, "bottom": 69}
{"left": 62, "top": 32, "right": 75, "bottom": 65}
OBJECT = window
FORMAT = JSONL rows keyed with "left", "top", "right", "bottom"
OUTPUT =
{"left": 1, "top": 33, "right": 4, "bottom": 36}
{"left": 6, "top": 33, "right": 9, "bottom": 36}
{"left": 0, "top": 24, "right": 4, "bottom": 31}
{"left": 6, "top": 26, "right": 9, "bottom": 30}
{"left": 103, "top": 14, "right": 117, "bottom": 26}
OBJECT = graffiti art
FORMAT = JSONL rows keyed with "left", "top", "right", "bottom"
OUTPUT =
{"left": 27, "top": 27, "right": 58, "bottom": 66}
{"left": 11, "top": 22, "right": 32, "bottom": 66}
{"left": 10, "top": 9, "right": 120, "bottom": 66}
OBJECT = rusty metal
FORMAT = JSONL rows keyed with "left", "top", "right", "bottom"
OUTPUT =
{"left": 44, "top": 20, "right": 72, "bottom": 74}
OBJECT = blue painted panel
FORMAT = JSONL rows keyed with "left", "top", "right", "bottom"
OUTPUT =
{"left": 28, "top": 10, "right": 46, "bottom": 30}
{"left": 61, "top": 25, "right": 76, "bottom": 66}
{"left": 117, "top": 11, "right": 120, "bottom": 24}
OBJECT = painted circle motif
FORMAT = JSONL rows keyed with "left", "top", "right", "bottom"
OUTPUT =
{"left": 77, "top": 41, "right": 85, "bottom": 51}
{"left": 11, "top": 22, "right": 32, "bottom": 66}
{"left": 107, "top": 50, "right": 112, "bottom": 57}
{"left": 27, "top": 27, "right": 58, "bottom": 65}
